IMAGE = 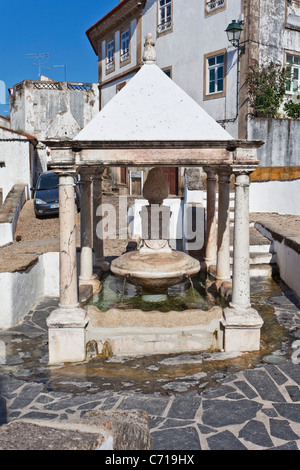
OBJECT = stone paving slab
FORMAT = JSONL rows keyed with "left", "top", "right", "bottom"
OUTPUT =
{"left": 1, "top": 362, "right": 300, "bottom": 450}
{"left": 0, "top": 409, "right": 152, "bottom": 450}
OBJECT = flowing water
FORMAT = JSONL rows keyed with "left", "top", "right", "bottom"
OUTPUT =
{"left": 92, "top": 272, "right": 223, "bottom": 313}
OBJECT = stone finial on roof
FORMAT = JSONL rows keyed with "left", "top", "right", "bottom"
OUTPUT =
{"left": 143, "top": 33, "right": 156, "bottom": 64}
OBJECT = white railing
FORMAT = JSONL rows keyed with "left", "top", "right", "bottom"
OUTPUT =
{"left": 157, "top": 20, "right": 172, "bottom": 34}
{"left": 120, "top": 51, "right": 129, "bottom": 63}
{"left": 106, "top": 61, "right": 114, "bottom": 72}
{"left": 206, "top": 0, "right": 225, "bottom": 13}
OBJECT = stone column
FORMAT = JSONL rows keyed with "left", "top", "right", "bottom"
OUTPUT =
{"left": 203, "top": 167, "right": 217, "bottom": 268}
{"left": 222, "top": 166, "right": 263, "bottom": 352}
{"left": 47, "top": 169, "right": 89, "bottom": 364}
{"left": 93, "top": 169, "right": 110, "bottom": 273}
{"left": 216, "top": 168, "right": 231, "bottom": 281}
{"left": 79, "top": 168, "right": 101, "bottom": 293}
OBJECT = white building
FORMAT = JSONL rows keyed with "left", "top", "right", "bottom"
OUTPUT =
{"left": 0, "top": 126, "right": 41, "bottom": 203}
{"left": 86, "top": 0, "right": 300, "bottom": 209}
{"left": 9, "top": 77, "right": 99, "bottom": 141}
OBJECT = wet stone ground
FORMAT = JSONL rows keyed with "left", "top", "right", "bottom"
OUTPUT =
{"left": 1, "top": 275, "right": 300, "bottom": 450}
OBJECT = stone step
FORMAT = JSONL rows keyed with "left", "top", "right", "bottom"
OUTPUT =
{"left": 230, "top": 251, "right": 277, "bottom": 265}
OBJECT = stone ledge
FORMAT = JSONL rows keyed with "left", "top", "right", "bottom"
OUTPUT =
{"left": 0, "top": 410, "right": 153, "bottom": 450}
{"left": 251, "top": 213, "right": 300, "bottom": 255}
{"left": 0, "top": 184, "right": 26, "bottom": 224}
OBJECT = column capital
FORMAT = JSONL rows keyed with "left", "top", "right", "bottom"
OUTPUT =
{"left": 231, "top": 164, "right": 258, "bottom": 176}
{"left": 203, "top": 166, "right": 217, "bottom": 180}
{"left": 217, "top": 166, "right": 231, "bottom": 184}
{"left": 92, "top": 167, "right": 105, "bottom": 181}
{"left": 53, "top": 167, "right": 77, "bottom": 177}
{"left": 78, "top": 166, "right": 93, "bottom": 180}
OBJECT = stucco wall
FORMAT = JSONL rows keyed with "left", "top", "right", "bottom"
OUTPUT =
{"left": 259, "top": 0, "right": 300, "bottom": 65}
{"left": 0, "top": 251, "right": 59, "bottom": 329}
{"left": 0, "top": 131, "right": 31, "bottom": 202}
{"left": 10, "top": 81, "right": 99, "bottom": 140}
{"left": 249, "top": 179, "right": 300, "bottom": 215}
{"left": 248, "top": 117, "right": 300, "bottom": 167}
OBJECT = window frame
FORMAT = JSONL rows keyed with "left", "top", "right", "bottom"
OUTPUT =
{"left": 106, "top": 38, "right": 115, "bottom": 74}
{"left": 286, "top": 51, "right": 300, "bottom": 94}
{"left": 162, "top": 66, "right": 172, "bottom": 79}
{"left": 120, "top": 27, "right": 131, "bottom": 67}
{"left": 203, "top": 49, "right": 227, "bottom": 100}
{"left": 157, "top": 0, "right": 173, "bottom": 37}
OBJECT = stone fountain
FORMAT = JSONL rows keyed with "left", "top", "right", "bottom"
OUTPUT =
{"left": 110, "top": 168, "right": 200, "bottom": 301}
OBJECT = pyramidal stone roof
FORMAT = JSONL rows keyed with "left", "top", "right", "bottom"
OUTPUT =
{"left": 75, "top": 34, "right": 233, "bottom": 143}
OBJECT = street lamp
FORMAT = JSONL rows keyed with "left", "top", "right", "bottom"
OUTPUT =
{"left": 220, "top": 20, "right": 245, "bottom": 125}
{"left": 225, "top": 20, "right": 245, "bottom": 53}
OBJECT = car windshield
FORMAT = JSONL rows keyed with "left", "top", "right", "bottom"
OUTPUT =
{"left": 37, "top": 173, "right": 59, "bottom": 190}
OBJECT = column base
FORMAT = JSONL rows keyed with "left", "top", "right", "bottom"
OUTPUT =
{"left": 221, "top": 305, "right": 264, "bottom": 352}
{"left": 79, "top": 275, "right": 102, "bottom": 294}
{"left": 47, "top": 307, "right": 89, "bottom": 364}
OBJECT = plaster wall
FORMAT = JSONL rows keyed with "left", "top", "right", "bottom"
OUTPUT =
{"left": 0, "top": 134, "right": 31, "bottom": 202}
{"left": 249, "top": 179, "right": 300, "bottom": 215}
{"left": 255, "top": 223, "right": 300, "bottom": 299}
{"left": 0, "top": 117, "right": 10, "bottom": 129}
{"left": 0, "top": 251, "right": 59, "bottom": 329}
{"left": 248, "top": 117, "right": 300, "bottom": 167}
{"left": 10, "top": 81, "right": 99, "bottom": 140}
{"left": 259, "top": 0, "right": 300, "bottom": 65}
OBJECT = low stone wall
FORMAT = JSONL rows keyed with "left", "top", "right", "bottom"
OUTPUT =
{"left": 0, "top": 251, "right": 59, "bottom": 329}
{"left": 253, "top": 215, "right": 300, "bottom": 298}
{"left": 0, "top": 184, "right": 27, "bottom": 246}
{"left": 86, "top": 305, "right": 224, "bottom": 356}
{"left": 248, "top": 117, "right": 300, "bottom": 167}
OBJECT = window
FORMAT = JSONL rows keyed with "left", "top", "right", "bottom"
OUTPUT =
{"left": 287, "top": 0, "right": 300, "bottom": 16}
{"left": 162, "top": 67, "right": 172, "bottom": 78}
{"left": 120, "top": 29, "right": 130, "bottom": 63}
{"left": 116, "top": 81, "right": 126, "bottom": 93}
{"left": 158, "top": 0, "right": 172, "bottom": 34}
{"left": 286, "top": 53, "right": 300, "bottom": 93}
{"left": 204, "top": 50, "right": 226, "bottom": 100}
{"left": 205, "top": 0, "right": 226, "bottom": 16}
{"left": 207, "top": 53, "right": 225, "bottom": 94}
{"left": 106, "top": 40, "right": 115, "bottom": 72}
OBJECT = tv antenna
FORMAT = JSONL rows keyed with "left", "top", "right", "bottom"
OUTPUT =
{"left": 26, "top": 52, "right": 50, "bottom": 79}
{"left": 53, "top": 64, "right": 67, "bottom": 82}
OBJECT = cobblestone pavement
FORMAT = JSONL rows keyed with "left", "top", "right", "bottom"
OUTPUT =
{"left": 0, "top": 277, "right": 300, "bottom": 450}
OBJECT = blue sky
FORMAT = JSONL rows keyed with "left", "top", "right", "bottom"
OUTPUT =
{"left": 0, "top": 0, "right": 119, "bottom": 116}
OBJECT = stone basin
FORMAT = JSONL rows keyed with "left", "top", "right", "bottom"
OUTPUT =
{"left": 110, "top": 250, "right": 200, "bottom": 294}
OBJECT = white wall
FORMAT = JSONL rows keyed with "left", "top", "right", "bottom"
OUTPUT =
{"left": 256, "top": 223, "right": 300, "bottom": 298}
{"left": 249, "top": 180, "right": 300, "bottom": 216}
{"left": 0, "top": 131, "right": 31, "bottom": 202}
{"left": 0, "top": 251, "right": 59, "bottom": 329}
{"left": 249, "top": 118, "right": 300, "bottom": 167}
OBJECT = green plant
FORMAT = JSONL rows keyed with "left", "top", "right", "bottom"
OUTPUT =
{"left": 247, "top": 61, "right": 290, "bottom": 117}
{"left": 283, "top": 94, "right": 300, "bottom": 119}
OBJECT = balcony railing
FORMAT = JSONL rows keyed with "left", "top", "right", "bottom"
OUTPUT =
{"left": 157, "top": 20, "right": 172, "bottom": 34}
{"left": 120, "top": 51, "right": 130, "bottom": 63}
{"left": 206, "top": 0, "right": 225, "bottom": 13}
{"left": 106, "top": 61, "right": 114, "bottom": 72}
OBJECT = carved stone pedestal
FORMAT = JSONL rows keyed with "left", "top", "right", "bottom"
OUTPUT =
{"left": 221, "top": 305, "right": 263, "bottom": 352}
